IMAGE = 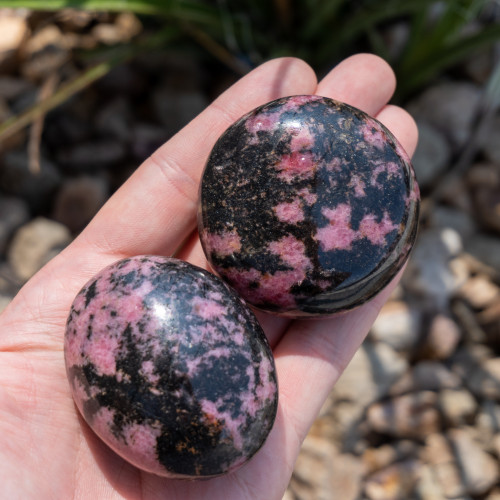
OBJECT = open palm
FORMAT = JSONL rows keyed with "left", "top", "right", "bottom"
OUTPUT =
{"left": 0, "top": 54, "right": 418, "bottom": 500}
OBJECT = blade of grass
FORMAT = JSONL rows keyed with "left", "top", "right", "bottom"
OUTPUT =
{"left": 0, "top": 0, "right": 220, "bottom": 24}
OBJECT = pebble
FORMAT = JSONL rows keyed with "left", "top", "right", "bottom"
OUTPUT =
{"left": 364, "top": 459, "right": 421, "bottom": 500}
{"left": 464, "top": 234, "right": 500, "bottom": 271}
{"left": 467, "top": 358, "right": 500, "bottom": 400}
{"left": 332, "top": 340, "right": 408, "bottom": 409}
{"left": 153, "top": 88, "right": 208, "bottom": 136}
{"left": 94, "top": 97, "right": 132, "bottom": 141}
{"left": 366, "top": 391, "right": 441, "bottom": 439}
{"left": 408, "top": 81, "right": 481, "bottom": 148}
{"left": 362, "top": 441, "right": 419, "bottom": 474}
{"left": 458, "top": 275, "right": 500, "bottom": 309}
{"left": 480, "top": 115, "right": 500, "bottom": 165}
{"left": 0, "top": 75, "right": 34, "bottom": 100}
{"left": 0, "top": 150, "right": 61, "bottom": 211}
{"left": 291, "top": 435, "right": 364, "bottom": 500}
{"left": 438, "top": 388, "right": 477, "bottom": 426}
{"left": 449, "top": 427, "right": 499, "bottom": 496}
{"left": 57, "top": 140, "right": 126, "bottom": 172}
{"left": 8, "top": 217, "right": 71, "bottom": 280}
{"left": 369, "top": 300, "right": 421, "bottom": 352}
{"left": 390, "top": 361, "right": 461, "bottom": 395}
{"left": 52, "top": 176, "right": 108, "bottom": 233}
{"left": 476, "top": 401, "right": 500, "bottom": 449}
{"left": 403, "top": 228, "right": 467, "bottom": 307}
{"left": 411, "top": 120, "right": 451, "bottom": 188}
{"left": 0, "top": 196, "right": 30, "bottom": 254}
{"left": 424, "top": 433, "right": 466, "bottom": 498}
{"left": 65, "top": 256, "right": 278, "bottom": 478}
{"left": 429, "top": 205, "right": 477, "bottom": 240}
{"left": 0, "top": 12, "right": 28, "bottom": 69}
{"left": 420, "top": 313, "right": 462, "bottom": 360}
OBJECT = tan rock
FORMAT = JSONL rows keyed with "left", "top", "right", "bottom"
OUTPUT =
{"left": 362, "top": 441, "right": 419, "bottom": 474}
{"left": 0, "top": 12, "right": 28, "bottom": 67}
{"left": 8, "top": 217, "right": 72, "bottom": 281}
{"left": 449, "top": 427, "right": 499, "bottom": 496}
{"left": 459, "top": 275, "right": 500, "bottom": 309}
{"left": 420, "top": 313, "right": 462, "bottom": 360}
{"left": 364, "top": 459, "right": 421, "bottom": 500}
{"left": 438, "top": 388, "right": 476, "bottom": 426}
{"left": 366, "top": 392, "right": 441, "bottom": 438}
{"left": 291, "top": 435, "right": 364, "bottom": 500}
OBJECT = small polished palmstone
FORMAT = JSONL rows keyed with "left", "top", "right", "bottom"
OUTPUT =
{"left": 198, "top": 95, "right": 420, "bottom": 317}
{"left": 64, "top": 256, "right": 278, "bottom": 478}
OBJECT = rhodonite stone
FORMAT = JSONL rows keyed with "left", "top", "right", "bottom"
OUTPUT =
{"left": 198, "top": 95, "right": 419, "bottom": 317}
{"left": 64, "top": 256, "right": 278, "bottom": 478}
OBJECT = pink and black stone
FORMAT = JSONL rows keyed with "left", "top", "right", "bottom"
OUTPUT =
{"left": 199, "top": 95, "right": 420, "bottom": 317}
{"left": 64, "top": 256, "right": 278, "bottom": 478}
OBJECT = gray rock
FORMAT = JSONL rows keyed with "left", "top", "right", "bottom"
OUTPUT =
{"left": 131, "top": 123, "right": 169, "bottom": 160}
{"left": 369, "top": 300, "right": 422, "bottom": 352}
{"left": 332, "top": 340, "right": 409, "bottom": 409}
{"left": 57, "top": 140, "right": 126, "bottom": 172}
{"left": 95, "top": 97, "right": 133, "bottom": 141}
{"left": 391, "top": 361, "right": 461, "bottom": 395}
{"left": 408, "top": 81, "right": 481, "bottom": 148}
{"left": 480, "top": 115, "right": 500, "bottom": 165}
{"left": 8, "top": 217, "right": 72, "bottom": 281}
{"left": 429, "top": 205, "right": 477, "bottom": 240}
{"left": 366, "top": 391, "right": 441, "bottom": 439}
{"left": 0, "top": 151, "right": 61, "bottom": 212}
{"left": 52, "top": 176, "right": 108, "bottom": 233}
{"left": 403, "top": 228, "right": 468, "bottom": 307}
{"left": 476, "top": 400, "right": 500, "bottom": 450}
{"left": 465, "top": 234, "right": 500, "bottom": 272}
{"left": 153, "top": 88, "right": 208, "bottom": 135}
{"left": 412, "top": 120, "right": 451, "bottom": 188}
{"left": 468, "top": 358, "right": 500, "bottom": 400}
{"left": 0, "top": 76, "right": 34, "bottom": 99}
{"left": 0, "top": 196, "right": 30, "bottom": 254}
{"left": 438, "top": 388, "right": 477, "bottom": 426}
{"left": 449, "top": 427, "right": 499, "bottom": 496}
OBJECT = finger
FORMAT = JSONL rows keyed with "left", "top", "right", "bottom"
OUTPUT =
{"left": 76, "top": 58, "right": 317, "bottom": 260}
{"left": 316, "top": 53, "right": 396, "bottom": 116}
{"left": 376, "top": 104, "right": 419, "bottom": 158}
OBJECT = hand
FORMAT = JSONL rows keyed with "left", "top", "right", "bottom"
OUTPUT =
{"left": 0, "top": 54, "right": 417, "bottom": 499}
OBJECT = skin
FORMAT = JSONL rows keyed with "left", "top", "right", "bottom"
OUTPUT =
{"left": 0, "top": 54, "right": 418, "bottom": 500}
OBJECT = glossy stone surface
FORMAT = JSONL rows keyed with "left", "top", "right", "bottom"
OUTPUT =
{"left": 199, "top": 95, "right": 419, "bottom": 317}
{"left": 64, "top": 256, "right": 278, "bottom": 478}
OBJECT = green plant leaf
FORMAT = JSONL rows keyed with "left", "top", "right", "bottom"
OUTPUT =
{"left": 0, "top": 0, "right": 220, "bottom": 24}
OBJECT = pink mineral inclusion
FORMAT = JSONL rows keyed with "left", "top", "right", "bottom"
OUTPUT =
{"left": 245, "top": 110, "right": 283, "bottom": 135}
{"left": 316, "top": 204, "right": 357, "bottom": 251}
{"left": 297, "top": 187, "right": 318, "bottom": 205}
{"left": 348, "top": 174, "right": 366, "bottom": 197}
{"left": 273, "top": 198, "right": 304, "bottom": 224}
{"left": 202, "top": 230, "right": 241, "bottom": 257}
{"left": 361, "top": 120, "right": 387, "bottom": 150}
{"left": 282, "top": 95, "right": 323, "bottom": 112}
{"left": 370, "top": 161, "right": 403, "bottom": 188}
{"left": 289, "top": 126, "right": 314, "bottom": 151}
{"left": 268, "top": 235, "right": 311, "bottom": 270}
{"left": 276, "top": 151, "right": 316, "bottom": 182}
{"left": 191, "top": 296, "right": 227, "bottom": 320}
{"left": 359, "top": 212, "right": 398, "bottom": 245}
{"left": 325, "top": 157, "right": 343, "bottom": 172}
